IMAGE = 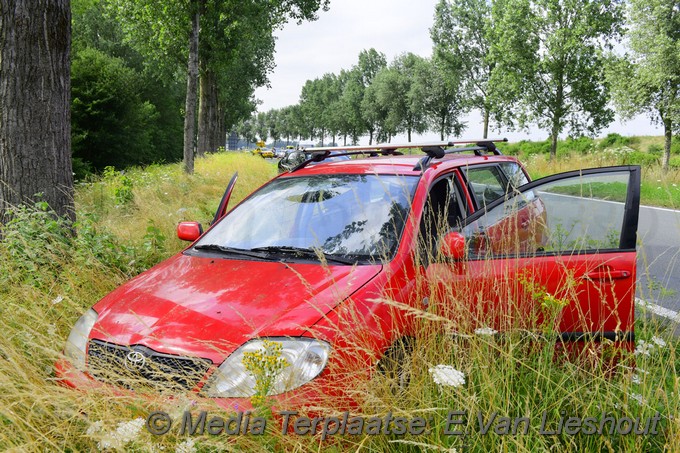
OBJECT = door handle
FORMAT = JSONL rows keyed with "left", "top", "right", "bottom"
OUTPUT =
{"left": 584, "top": 269, "right": 631, "bottom": 281}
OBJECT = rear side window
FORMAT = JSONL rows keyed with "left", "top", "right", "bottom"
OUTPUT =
{"left": 499, "top": 162, "right": 529, "bottom": 189}
{"left": 464, "top": 166, "right": 506, "bottom": 208}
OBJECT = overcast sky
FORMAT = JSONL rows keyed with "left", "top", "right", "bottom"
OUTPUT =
{"left": 254, "top": 0, "right": 661, "bottom": 144}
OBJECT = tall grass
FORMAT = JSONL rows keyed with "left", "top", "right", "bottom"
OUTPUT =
{"left": 0, "top": 150, "right": 678, "bottom": 451}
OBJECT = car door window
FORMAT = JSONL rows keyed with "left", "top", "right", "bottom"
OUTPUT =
{"left": 461, "top": 168, "right": 637, "bottom": 258}
{"left": 418, "top": 174, "right": 467, "bottom": 263}
{"left": 464, "top": 165, "right": 507, "bottom": 208}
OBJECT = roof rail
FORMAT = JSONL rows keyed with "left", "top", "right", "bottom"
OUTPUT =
{"left": 289, "top": 138, "right": 508, "bottom": 172}
{"left": 414, "top": 139, "right": 507, "bottom": 171}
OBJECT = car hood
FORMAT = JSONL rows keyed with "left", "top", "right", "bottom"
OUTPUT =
{"left": 90, "top": 253, "right": 381, "bottom": 364}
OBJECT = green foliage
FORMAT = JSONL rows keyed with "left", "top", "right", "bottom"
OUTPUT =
{"left": 0, "top": 201, "right": 159, "bottom": 290}
{"left": 672, "top": 140, "right": 680, "bottom": 155}
{"left": 431, "top": 0, "right": 502, "bottom": 136}
{"left": 605, "top": 0, "right": 679, "bottom": 169}
{"left": 497, "top": 139, "right": 551, "bottom": 156}
{"left": 563, "top": 136, "right": 596, "bottom": 155}
{"left": 624, "top": 151, "right": 661, "bottom": 167}
{"left": 140, "top": 220, "right": 166, "bottom": 269}
{"left": 71, "top": 157, "right": 94, "bottom": 181}
{"left": 71, "top": 1, "right": 184, "bottom": 173}
{"left": 71, "top": 48, "right": 160, "bottom": 171}
{"left": 489, "top": 0, "right": 622, "bottom": 158}
{"left": 647, "top": 143, "right": 663, "bottom": 154}
{"left": 102, "top": 166, "right": 134, "bottom": 205}
{"left": 599, "top": 133, "right": 632, "bottom": 149}
{"left": 0, "top": 200, "right": 75, "bottom": 287}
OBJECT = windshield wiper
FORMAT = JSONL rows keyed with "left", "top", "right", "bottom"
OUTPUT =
{"left": 249, "top": 245, "right": 358, "bottom": 265}
{"left": 193, "top": 244, "right": 272, "bottom": 260}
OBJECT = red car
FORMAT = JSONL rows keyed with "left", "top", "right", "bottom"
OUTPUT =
{"left": 56, "top": 139, "right": 640, "bottom": 410}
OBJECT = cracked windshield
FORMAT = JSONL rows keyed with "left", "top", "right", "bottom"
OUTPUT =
{"left": 195, "top": 174, "right": 419, "bottom": 261}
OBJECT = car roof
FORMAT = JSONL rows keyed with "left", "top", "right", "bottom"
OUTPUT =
{"left": 285, "top": 153, "right": 522, "bottom": 177}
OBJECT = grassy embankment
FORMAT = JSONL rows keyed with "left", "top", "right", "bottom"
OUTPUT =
{"left": 0, "top": 141, "right": 678, "bottom": 451}
{"left": 498, "top": 134, "right": 680, "bottom": 209}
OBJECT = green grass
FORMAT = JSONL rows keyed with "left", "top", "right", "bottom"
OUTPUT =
{"left": 0, "top": 147, "right": 678, "bottom": 451}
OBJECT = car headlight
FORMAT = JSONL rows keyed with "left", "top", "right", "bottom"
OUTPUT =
{"left": 202, "top": 337, "right": 331, "bottom": 398}
{"left": 63, "top": 309, "right": 98, "bottom": 370}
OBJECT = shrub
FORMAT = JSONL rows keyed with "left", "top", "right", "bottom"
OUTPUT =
{"left": 599, "top": 133, "right": 631, "bottom": 149}
{"left": 672, "top": 139, "right": 680, "bottom": 155}
{"left": 626, "top": 151, "right": 661, "bottom": 166}
{"left": 563, "top": 136, "right": 596, "bottom": 155}
{"left": 647, "top": 144, "right": 663, "bottom": 154}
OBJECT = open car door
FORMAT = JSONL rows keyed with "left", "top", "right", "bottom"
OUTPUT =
{"left": 211, "top": 172, "right": 238, "bottom": 225}
{"left": 427, "top": 166, "right": 640, "bottom": 348}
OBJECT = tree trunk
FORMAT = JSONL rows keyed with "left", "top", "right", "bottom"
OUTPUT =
{"left": 198, "top": 65, "right": 219, "bottom": 156}
{"left": 183, "top": 2, "right": 200, "bottom": 174}
{"left": 483, "top": 107, "right": 489, "bottom": 139}
{"left": 216, "top": 99, "right": 225, "bottom": 152}
{"left": 550, "top": 130, "right": 558, "bottom": 161}
{"left": 662, "top": 117, "right": 672, "bottom": 172}
{"left": 0, "top": 0, "right": 74, "bottom": 224}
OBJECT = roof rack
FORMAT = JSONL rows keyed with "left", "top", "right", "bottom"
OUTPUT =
{"left": 413, "top": 139, "right": 508, "bottom": 171}
{"left": 289, "top": 138, "right": 508, "bottom": 172}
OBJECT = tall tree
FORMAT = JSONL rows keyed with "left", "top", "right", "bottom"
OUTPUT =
{"left": 427, "top": 56, "right": 469, "bottom": 139}
{"left": 183, "top": 0, "right": 199, "bottom": 174}
{"left": 0, "top": 0, "right": 74, "bottom": 223}
{"left": 492, "top": 0, "right": 622, "bottom": 159}
{"left": 347, "top": 49, "right": 387, "bottom": 144}
{"left": 431, "top": 0, "right": 500, "bottom": 138}
{"left": 72, "top": 0, "right": 184, "bottom": 170}
{"left": 607, "top": 0, "right": 679, "bottom": 171}
{"left": 362, "top": 68, "right": 398, "bottom": 143}
{"left": 363, "top": 54, "right": 431, "bottom": 143}
{"left": 255, "top": 111, "right": 269, "bottom": 143}
{"left": 108, "top": 0, "right": 329, "bottom": 173}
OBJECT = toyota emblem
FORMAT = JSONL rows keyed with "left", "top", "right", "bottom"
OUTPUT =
{"left": 125, "top": 350, "right": 146, "bottom": 370}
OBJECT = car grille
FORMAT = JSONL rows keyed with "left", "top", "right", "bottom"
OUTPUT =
{"left": 87, "top": 339, "right": 212, "bottom": 392}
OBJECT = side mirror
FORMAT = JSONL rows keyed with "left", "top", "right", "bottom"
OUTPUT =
{"left": 177, "top": 221, "right": 203, "bottom": 242}
{"left": 438, "top": 231, "right": 466, "bottom": 261}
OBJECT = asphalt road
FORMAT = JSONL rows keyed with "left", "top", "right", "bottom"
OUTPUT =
{"left": 637, "top": 205, "right": 680, "bottom": 311}
{"left": 540, "top": 192, "right": 680, "bottom": 314}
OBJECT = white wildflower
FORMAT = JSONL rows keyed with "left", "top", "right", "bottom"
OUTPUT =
{"left": 47, "top": 324, "right": 56, "bottom": 336}
{"left": 634, "top": 340, "right": 655, "bottom": 356}
{"left": 86, "top": 420, "right": 103, "bottom": 436}
{"left": 429, "top": 365, "right": 466, "bottom": 388}
{"left": 631, "top": 374, "right": 642, "bottom": 385}
{"left": 474, "top": 326, "right": 498, "bottom": 336}
{"left": 51, "top": 295, "right": 64, "bottom": 305}
{"left": 97, "top": 418, "right": 145, "bottom": 450}
{"left": 651, "top": 336, "right": 667, "bottom": 347}
{"left": 175, "top": 438, "right": 197, "bottom": 453}
{"left": 629, "top": 393, "right": 646, "bottom": 405}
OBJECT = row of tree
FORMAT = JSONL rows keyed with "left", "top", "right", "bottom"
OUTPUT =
{"left": 236, "top": 49, "right": 467, "bottom": 147}
{"left": 0, "top": 0, "right": 677, "bottom": 225}
{"left": 237, "top": 0, "right": 679, "bottom": 169}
